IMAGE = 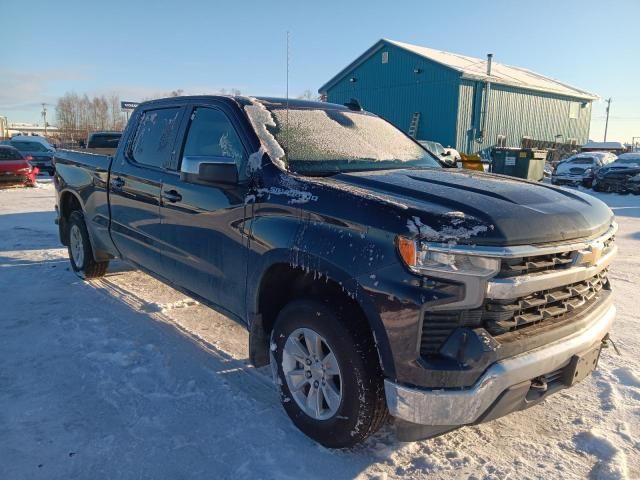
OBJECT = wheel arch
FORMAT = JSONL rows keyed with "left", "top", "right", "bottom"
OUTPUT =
{"left": 58, "top": 189, "right": 85, "bottom": 245}
{"left": 248, "top": 252, "right": 396, "bottom": 379}
{"left": 58, "top": 188, "right": 105, "bottom": 262}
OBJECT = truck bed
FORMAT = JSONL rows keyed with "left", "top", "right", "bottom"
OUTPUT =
{"left": 53, "top": 149, "right": 113, "bottom": 171}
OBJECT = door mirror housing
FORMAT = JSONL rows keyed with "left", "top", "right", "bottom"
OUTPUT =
{"left": 180, "top": 156, "right": 239, "bottom": 185}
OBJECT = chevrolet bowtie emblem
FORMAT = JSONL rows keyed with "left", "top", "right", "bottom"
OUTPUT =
{"left": 575, "top": 242, "right": 604, "bottom": 266}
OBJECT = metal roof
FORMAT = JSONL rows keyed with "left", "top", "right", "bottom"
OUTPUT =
{"left": 319, "top": 39, "right": 598, "bottom": 101}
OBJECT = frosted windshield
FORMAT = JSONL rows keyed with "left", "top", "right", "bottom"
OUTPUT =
{"left": 267, "top": 108, "right": 440, "bottom": 174}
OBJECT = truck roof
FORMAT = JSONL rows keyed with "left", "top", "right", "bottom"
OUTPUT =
{"left": 135, "top": 95, "right": 348, "bottom": 112}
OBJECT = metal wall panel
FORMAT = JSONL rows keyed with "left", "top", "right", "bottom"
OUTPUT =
{"left": 325, "top": 42, "right": 461, "bottom": 147}
{"left": 325, "top": 41, "right": 594, "bottom": 155}
{"left": 457, "top": 82, "right": 593, "bottom": 154}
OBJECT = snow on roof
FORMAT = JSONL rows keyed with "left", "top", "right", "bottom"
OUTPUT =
{"left": 385, "top": 40, "right": 597, "bottom": 100}
{"left": 320, "top": 39, "right": 598, "bottom": 101}
{"left": 582, "top": 141, "right": 626, "bottom": 149}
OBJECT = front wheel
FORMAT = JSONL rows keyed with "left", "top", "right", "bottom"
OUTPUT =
{"left": 271, "top": 299, "right": 388, "bottom": 448}
{"left": 67, "top": 210, "right": 109, "bottom": 278}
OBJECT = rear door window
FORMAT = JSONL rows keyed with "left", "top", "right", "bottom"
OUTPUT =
{"left": 130, "top": 108, "right": 182, "bottom": 169}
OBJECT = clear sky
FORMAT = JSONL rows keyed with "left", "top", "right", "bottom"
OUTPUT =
{"left": 2, "top": 0, "right": 638, "bottom": 143}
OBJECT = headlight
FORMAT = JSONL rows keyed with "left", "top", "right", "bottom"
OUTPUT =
{"left": 396, "top": 236, "right": 501, "bottom": 277}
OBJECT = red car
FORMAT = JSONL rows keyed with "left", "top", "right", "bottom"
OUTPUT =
{"left": 0, "top": 145, "right": 39, "bottom": 187}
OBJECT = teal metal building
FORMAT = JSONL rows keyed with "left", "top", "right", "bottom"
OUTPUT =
{"left": 319, "top": 39, "right": 598, "bottom": 154}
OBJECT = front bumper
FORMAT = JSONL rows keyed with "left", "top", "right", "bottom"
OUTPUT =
{"left": 384, "top": 297, "right": 615, "bottom": 426}
{"left": 552, "top": 174, "right": 591, "bottom": 185}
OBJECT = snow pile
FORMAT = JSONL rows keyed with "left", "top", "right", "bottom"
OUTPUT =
{"left": 574, "top": 430, "right": 629, "bottom": 480}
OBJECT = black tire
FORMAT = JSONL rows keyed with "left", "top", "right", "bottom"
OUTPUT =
{"left": 271, "top": 299, "right": 388, "bottom": 448}
{"left": 67, "top": 210, "right": 109, "bottom": 279}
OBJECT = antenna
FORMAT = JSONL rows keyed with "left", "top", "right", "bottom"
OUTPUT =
{"left": 285, "top": 30, "right": 290, "bottom": 162}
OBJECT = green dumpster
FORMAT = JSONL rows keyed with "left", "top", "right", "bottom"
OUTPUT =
{"left": 491, "top": 148, "right": 546, "bottom": 181}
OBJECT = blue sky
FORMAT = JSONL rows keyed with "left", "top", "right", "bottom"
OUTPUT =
{"left": 2, "top": 0, "right": 638, "bottom": 142}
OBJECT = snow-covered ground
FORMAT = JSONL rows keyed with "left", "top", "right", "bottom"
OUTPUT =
{"left": 0, "top": 183, "right": 638, "bottom": 480}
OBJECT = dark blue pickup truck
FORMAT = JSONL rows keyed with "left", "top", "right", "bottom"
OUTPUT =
{"left": 53, "top": 96, "right": 617, "bottom": 447}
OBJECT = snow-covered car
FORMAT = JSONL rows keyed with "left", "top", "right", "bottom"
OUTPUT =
{"left": 593, "top": 153, "right": 640, "bottom": 192}
{"left": 551, "top": 152, "right": 617, "bottom": 187}
{"left": 418, "top": 140, "right": 456, "bottom": 167}
{"left": 444, "top": 147, "right": 461, "bottom": 162}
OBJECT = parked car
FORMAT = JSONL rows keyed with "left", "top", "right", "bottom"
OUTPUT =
{"left": 86, "top": 131, "right": 122, "bottom": 150}
{"left": 444, "top": 147, "right": 462, "bottom": 162}
{"left": 2, "top": 135, "right": 56, "bottom": 175}
{"left": 551, "top": 152, "right": 617, "bottom": 187}
{"left": 419, "top": 140, "right": 456, "bottom": 167}
{"left": 593, "top": 153, "right": 640, "bottom": 193}
{"left": 0, "top": 145, "right": 39, "bottom": 187}
{"left": 54, "top": 96, "right": 617, "bottom": 448}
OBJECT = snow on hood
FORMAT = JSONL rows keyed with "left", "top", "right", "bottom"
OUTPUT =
{"left": 407, "top": 215, "right": 491, "bottom": 242}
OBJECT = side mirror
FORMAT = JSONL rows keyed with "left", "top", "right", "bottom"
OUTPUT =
{"left": 180, "top": 156, "right": 239, "bottom": 185}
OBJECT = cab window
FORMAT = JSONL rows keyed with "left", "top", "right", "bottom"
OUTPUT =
{"left": 180, "top": 107, "right": 246, "bottom": 176}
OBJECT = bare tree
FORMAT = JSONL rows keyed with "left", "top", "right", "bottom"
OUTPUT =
{"left": 297, "top": 89, "right": 318, "bottom": 101}
{"left": 56, "top": 91, "right": 126, "bottom": 146}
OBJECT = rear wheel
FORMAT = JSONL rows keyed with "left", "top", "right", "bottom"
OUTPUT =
{"left": 271, "top": 299, "right": 388, "bottom": 448}
{"left": 67, "top": 210, "right": 108, "bottom": 278}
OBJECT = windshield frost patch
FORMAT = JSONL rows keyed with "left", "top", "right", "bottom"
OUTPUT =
{"left": 271, "top": 109, "right": 428, "bottom": 163}
{"left": 244, "top": 98, "right": 286, "bottom": 169}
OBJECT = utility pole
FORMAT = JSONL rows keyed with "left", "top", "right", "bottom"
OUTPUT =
{"left": 604, "top": 98, "right": 612, "bottom": 142}
{"left": 479, "top": 53, "right": 493, "bottom": 142}
{"left": 41, "top": 103, "right": 48, "bottom": 136}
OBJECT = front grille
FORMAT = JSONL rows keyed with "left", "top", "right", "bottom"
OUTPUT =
{"left": 498, "top": 235, "right": 615, "bottom": 278}
{"left": 499, "top": 251, "right": 574, "bottom": 277}
{"left": 420, "top": 270, "right": 609, "bottom": 357}
{"left": 483, "top": 271, "right": 608, "bottom": 335}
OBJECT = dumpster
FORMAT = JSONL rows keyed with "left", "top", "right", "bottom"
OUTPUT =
{"left": 459, "top": 153, "right": 485, "bottom": 172}
{"left": 491, "top": 148, "right": 546, "bottom": 181}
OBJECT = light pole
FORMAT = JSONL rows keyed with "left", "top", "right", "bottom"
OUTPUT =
{"left": 604, "top": 98, "right": 612, "bottom": 142}
{"left": 41, "top": 103, "right": 48, "bottom": 136}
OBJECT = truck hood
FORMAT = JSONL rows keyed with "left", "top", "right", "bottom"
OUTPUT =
{"left": 326, "top": 168, "right": 614, "bottom": 246}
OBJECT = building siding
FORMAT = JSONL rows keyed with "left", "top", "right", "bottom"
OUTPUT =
{"left": 457, "top": 82, "right": 592, "bottom": 154}
{"left": 323, "top": 40, "right": 593, "bottom": 155}
{"left": 325, "top": 42, "right": 460, "bottom": 147}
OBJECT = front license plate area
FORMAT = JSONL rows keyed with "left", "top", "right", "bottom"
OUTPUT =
{"left": 563, "top": 344, "right": 602, "bottom": 386}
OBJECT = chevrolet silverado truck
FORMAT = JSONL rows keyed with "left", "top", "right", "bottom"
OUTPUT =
{"left": 53, "top": 96, "right": 617, "bottom": 448}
